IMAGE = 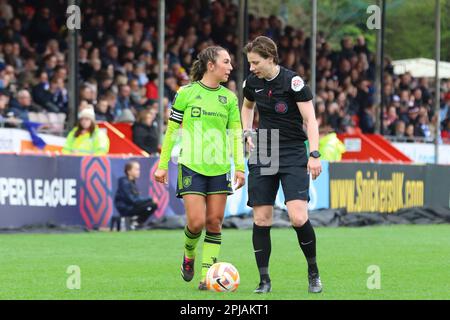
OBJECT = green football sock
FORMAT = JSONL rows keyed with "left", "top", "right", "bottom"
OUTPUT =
{"left": 201, "top": 231, "right": 222, "bottom": 280}
{"left": 184, "top": 226, "right": 202, "bottom": 259}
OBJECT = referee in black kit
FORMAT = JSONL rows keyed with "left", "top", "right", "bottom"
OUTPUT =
{"left": 241, "top": 36, "right": 323, "bottom": 294}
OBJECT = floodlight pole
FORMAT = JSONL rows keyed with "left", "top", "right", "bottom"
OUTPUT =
{"left": 311, "top": 0, "right": 317, "bottom": 105}
{"left": 374, "top": 6, "right": 381, "bottom": 133}
{"left": 158, "top": 0, "right": 165, "bottom": 147}
{"left": 380, "top": 0, "right": 386, "bottom": 135}
{"left": 67, "top": 0, "right": 79, "bottom": 130}
{"left": 434, "top": 0, "right": 441, "bottom": 164}
{"left": 237, "top": 0, "right": 248, "bottom": 107}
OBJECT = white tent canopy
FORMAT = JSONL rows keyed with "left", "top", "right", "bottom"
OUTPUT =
{"left": 392, "top": 58, "right": 450, "bottom": 79}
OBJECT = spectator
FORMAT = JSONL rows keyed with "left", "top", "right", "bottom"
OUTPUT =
{"left": 145, "top": 73, "right": 158, "bottom": 100}
{"left": 95, "top": 97, "right": 114, "bottom": 122}
{"left": 103, "top": 90, "right": 118, "bottom": 118}
{"left": 418, "top": 78, "right": 432, "bottom": 105}
{"left": 97, "top": 74, "right": 114, "bottom": 97}
{"left": 326, "top": 102, "right": 341, "bottom": 132}
{"left": 113, "top": 160, "right": 158, "bottom": 230}
{"left": 355, "top": 79, "right": 371, "bottom": 113}
{"left": 36, "top": 76, "right": 68, "bottom": 113}
{"left": 399, "top": 72, "right": 413, "bottom": 91}
{"left": 405, "top": 123, "right": 415, "bottom": 142}
{"left": 398, "top": 100, "right": 410, "bottom": 124}
{"left": 0, "top": 0, "right": 14, "bottom": 24}
{"left": 103, "top": 43, "right": 120, "bottom": 70}
{"left": 132, "top": 109, "right": 159, "bottom": 155}
{"left": 163, "top": 74, "right": 178, "bottom": 102}
{"left": 394, "top": 120, "right": 406, "bottom": 138}
{"left": 32, "top": 71, "right": 49, "bottom": 107}
{"left": 115, "top": 108, "right": 136, "bottom": 123}
{"left": 115, "top": 84, "right": 133, "bottom": 118}
{"left": 407, "top": 105, "right": 420, "bottom": 127}
{"left": 129, "top": 78, "right": 147, "bottom": 110}
{"left": 416, "top": 113, "right": 432, "bottom": 140}
{"left": 0, "top": 89, "right": 10, "bottom": 121}
{"left": 29, "top": 7, "right": 56, "bottom": 51}
{"left": 17, "top": 56, "right": 38, "bottom": 86}
{"left": 441, "top": 118, "right": 450, "bottom": 141}
{"left": 41, "top": 53, "right": 57, "bottom": 79}
{"left": 62, "top": 107, "right": 110, "bottom": 155}
{"left": 9, "top": 89, "right": 33, "bottom": 121}
{"left": 354, "top": 35, "right": 370, "bottom": 56}
{"left": 79, "top": 84, "right": 97, "bottom": 106}
{"left": 359, "top": 104, "right": 376, "bottom": 133}
{"left": 383, "top": 106, "right": 398, "bottom": 135}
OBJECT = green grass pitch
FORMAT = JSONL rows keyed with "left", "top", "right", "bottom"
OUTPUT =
{"left": 0, "top": 225, "right": 449, "bottom": 300}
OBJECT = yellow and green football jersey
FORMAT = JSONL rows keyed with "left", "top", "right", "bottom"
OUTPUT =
{"left": 158, "top": 81, "right": 245, "bottom": 176}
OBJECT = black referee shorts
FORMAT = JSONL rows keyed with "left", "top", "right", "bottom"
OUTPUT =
{"left": 247, "top": 165, "right": 310, "bottom": 207}
{"left": 176, "top": 164, "right": 233, "bottom": 198}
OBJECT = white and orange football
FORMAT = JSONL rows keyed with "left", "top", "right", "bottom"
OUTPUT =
{"left": 205, "top": 262, "right": 240, "bottom": 292}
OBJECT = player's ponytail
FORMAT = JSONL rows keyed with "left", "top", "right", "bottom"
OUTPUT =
{"left": 190, "top": 59, "right": 206, "bottom": 82}
{"left": 189, "top": 46, "right": 227, "bottom": 82}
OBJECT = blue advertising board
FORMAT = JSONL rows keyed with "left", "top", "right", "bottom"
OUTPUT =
{"left": 0, "top": 154, "right": 330, "bottom": 228}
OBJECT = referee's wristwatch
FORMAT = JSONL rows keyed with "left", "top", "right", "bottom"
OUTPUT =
{"left": 309, "top": 150, "right": 321, "bottom": 159}
{"left": 243, "top": 129, "right": 253, "bottom": 138}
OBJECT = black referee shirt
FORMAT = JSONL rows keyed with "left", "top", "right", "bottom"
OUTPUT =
{"left": 243, "top": 66, "right": 313, "bottom": 167}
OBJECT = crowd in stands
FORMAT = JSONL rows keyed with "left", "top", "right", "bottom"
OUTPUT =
{"left": 0, "top": 0, "right": 449, "bottom": 153}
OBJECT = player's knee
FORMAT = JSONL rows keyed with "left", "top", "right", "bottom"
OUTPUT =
{"left": 290, "top": 214, "right": 309, "bottom": 227}
{"left": 253, "top": 206, "right": 273, "bottom": 226}
{"left": 253, "top": 216, "right": 272, "bottom": 226}
{"left": 205, "top": 217, "right": 223, "bottom": 233}
{"left": 187, "top": 220, "right": 205, "bottom": 234}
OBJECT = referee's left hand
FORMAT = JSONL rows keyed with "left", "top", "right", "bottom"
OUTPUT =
{"left": 307, "top": 158, "right": 322, "bottom": 180}
{"left": 234, "top": 171, "right": 246, "bottom": 190}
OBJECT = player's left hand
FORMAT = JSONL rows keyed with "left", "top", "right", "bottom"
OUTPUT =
{"left": 234, "top": 171, "right": 246, "bottom": 190}
{"left": 307, "top": 157, "right": 322, "bottom": 180}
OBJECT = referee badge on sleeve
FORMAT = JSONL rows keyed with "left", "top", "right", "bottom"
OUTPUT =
{"left": 291, "top": 76, "right": 305, "bottom": 92}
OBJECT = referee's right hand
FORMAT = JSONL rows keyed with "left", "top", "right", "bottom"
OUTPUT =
{"left": 154, "top": 168, "right": 168, "bottom": 185}
{"left": 245, "top": 136, "right": 255, "bottom": 155}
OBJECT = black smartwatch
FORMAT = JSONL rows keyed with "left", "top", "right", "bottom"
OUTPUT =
{"left": 309, "top": 150, "right": 321, "bottom": 158}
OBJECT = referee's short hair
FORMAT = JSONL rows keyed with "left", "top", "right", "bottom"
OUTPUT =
{"left": 243, "top": 36, "right": 279, "bottom": 64}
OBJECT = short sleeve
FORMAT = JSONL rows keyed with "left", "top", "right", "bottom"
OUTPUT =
{"left": 290, "top": 75, "right": 313, "bottom": 102}
{"left": 243, "top": 79, "right": 255, "bottom": 102}
{"left": 169, "top": 86, "right": 189, "bottom": 124}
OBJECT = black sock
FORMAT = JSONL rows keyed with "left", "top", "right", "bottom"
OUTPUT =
{"left": 293, "top": 220, "right": 319, "bottom": 274}
{"left": 252, "top": 223, "right": 271, "bottom": 283}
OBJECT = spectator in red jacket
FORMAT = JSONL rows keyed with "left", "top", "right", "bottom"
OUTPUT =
{"left": 145, "top": 73, "right": 158, "bottom": 100}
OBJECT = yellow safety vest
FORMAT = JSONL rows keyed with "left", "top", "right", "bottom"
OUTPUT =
{"left": 62, "top": 126, "right": 110, "bottom": 155}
